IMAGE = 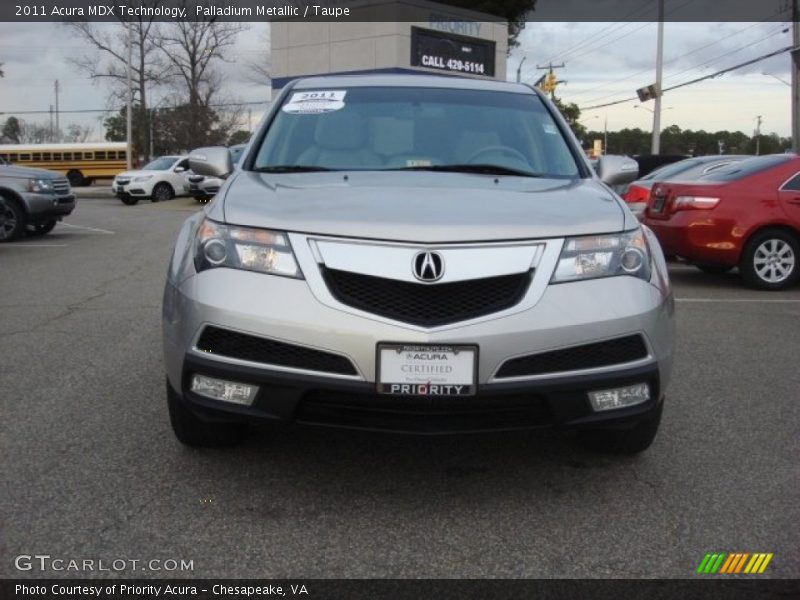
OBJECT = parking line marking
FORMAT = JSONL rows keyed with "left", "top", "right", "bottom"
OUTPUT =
{"left": 676, "top": 298, "right": 800, "bottom": 303}
{"left": 59, "top": 223, "right": 115, "bottom": 234}
{"left": 1, "top": 244, "right": 68, "bottom": 247}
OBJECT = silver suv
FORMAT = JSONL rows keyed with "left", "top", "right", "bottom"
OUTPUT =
{"left": 0, "top": 162, "right": 75, "bottom": 241}
{"left": 163, "top": 75, "right": 674, "bottom": 454}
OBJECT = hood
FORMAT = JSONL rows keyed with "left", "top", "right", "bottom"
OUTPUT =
{"left": 0, "top": 164, "right": 66, "bottom": 179}
{"left": 215, "top": 171, "right": 626, "bottom": 243}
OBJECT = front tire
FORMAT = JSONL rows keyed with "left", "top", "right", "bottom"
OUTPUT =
{"left": 578, "top": 402, "right": 663, "bottom": 455}
{"left": 152, "top": 183, "right": 174, "bottom": 202}
{"left": 167, "top": 381, "right": 247, "bottom": 447}
{"left": 26, "top": 220, "right": 57, "bottom": 236}
{"left": 0, "top": 198, "right": 26, "bottom": 242}
{"left": 739, "top": 229, "right": 799, "bottom": 290}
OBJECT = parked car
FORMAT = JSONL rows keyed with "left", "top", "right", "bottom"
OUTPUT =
{"left": 643, "top": 154, "right": 800, "bottom": 289}
{"left": 187, "top": 144, "right": 246, "bottom": 202}
{"left": 164, "top": 74, "right": 674, "bottom": 454}
{"left": 0, "top": 161, "right": 75, "bottom": 241}
{"left": 112, "top": 155, "right": 191, "bottom": 205}
{"left": 623, "top": 155, "right": 751, "bottom": 217}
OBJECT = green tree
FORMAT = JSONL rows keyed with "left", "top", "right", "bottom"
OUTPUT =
{"left": 228, "top": 130, "right": 251, "bottom": 146}
{"left": 552, "top": 96, "right": 585, "bottom": 140}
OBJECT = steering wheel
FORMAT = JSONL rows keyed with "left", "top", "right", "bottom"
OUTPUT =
{"left": 465, "top": 145, "right": 529, "bottom": 165}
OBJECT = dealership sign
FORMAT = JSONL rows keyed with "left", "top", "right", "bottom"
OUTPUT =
{"left": 410, "top": 26, "right": 496, "bottom": 77}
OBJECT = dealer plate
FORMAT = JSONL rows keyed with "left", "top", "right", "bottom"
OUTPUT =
{"left": 377, "top": 344, "right": 477, "bottom": 396}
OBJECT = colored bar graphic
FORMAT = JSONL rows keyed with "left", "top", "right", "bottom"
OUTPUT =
{"left": 711, "top": 553, "right": 726, "bottom": 573}
{"left": 698, "top": 552, "right": 773, "bottom": 575}
{"left": 758, "top": 554, "right": 773, "bottom": 573}
{"left": 734, "top": 553, "right": 749, "bottom": 573}
{"left": 697, "top": 553, "right": 712, "bottom": 574}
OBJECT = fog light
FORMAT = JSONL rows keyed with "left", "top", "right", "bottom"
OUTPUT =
{"left": 190, "top": 374, "right": 258, "bottom": 405}
{"left": 588, "top": 383, "right": 650, "bottom": 412}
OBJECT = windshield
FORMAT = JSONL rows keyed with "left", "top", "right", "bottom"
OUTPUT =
{"left": 252, "top": 86, "right": 580, "bottom": 178}
{"left": 142, "top": 156, "right": 178, "bottom": 171}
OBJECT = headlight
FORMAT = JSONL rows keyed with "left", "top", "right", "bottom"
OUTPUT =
{"left": 28, "top": 178, "right": 54, "bottom": 193}
{"left": 551, "top": 228, "right": 651, "bottom": 283}
{"left": 133, "top": 175, "right": 153, "bottom": 182}
{"left": 194, "top": 219, "right": 302, "bottom": 279}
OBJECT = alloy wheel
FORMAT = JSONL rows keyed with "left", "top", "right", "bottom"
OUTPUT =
{"left": 753, "top": 239, "right": 795, "bottom": 284}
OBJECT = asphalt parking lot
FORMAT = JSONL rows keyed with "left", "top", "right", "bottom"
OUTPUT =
{"left": 1, "top": 193, "right": 798, "bottom": 579}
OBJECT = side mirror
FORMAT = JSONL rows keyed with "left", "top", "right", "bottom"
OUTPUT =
{"left": 596, "top": 155, "right": 639, "bottom": 186}
{"left": 174, "top": 166, "right": 186, "bottom": 173}
{"left": 189, "top": 147, "right": 233, "bottom": 179}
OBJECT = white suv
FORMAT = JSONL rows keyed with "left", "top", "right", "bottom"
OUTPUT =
{"left": 113, "top": 155, "right": 190, "bottom": 205}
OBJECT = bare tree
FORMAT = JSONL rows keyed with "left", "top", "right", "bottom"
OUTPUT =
{"left": 66, "top": 5, "right": 168, "bottom": 160}
{"left": 63, "top": 124, "right": 93, "bottom": 143}
{"left": 16, "top": 120, "right": 55, "bottom": 144}
{"left": 245, "top": 24, "right": 271, "bottom": 88}
{"left": 155, "top": 12, "right": 247, "bottom": 146}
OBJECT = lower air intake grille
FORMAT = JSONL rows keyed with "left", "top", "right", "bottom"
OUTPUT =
{"left": 495, "top": 335, "right": 649, "bottom": 378}
{"left": 196, "top": 326, "right": 357, "bottom": 376}
{"left": 321, "top": 267, "right": 532, "bottom": 327}
{"left": 298, "top": 390, "right": 553, "bottom": 433}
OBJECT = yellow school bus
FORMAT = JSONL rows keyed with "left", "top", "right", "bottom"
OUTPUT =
{"left": 0, "top": 142, "right": 128, "bottom": 186}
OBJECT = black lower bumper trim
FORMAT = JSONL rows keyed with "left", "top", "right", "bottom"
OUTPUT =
{"left": 178, "top": 353, "right": 662, "bottom": 435}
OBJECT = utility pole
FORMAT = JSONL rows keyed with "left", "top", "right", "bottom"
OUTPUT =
{"left": 49, "top": 105, "right": 53, "bottom": 141}
{"left": 755, "top": 115, "right": 763, "bottom": 155}
{"left": 652, "top": 0, "right": 665, "bottom": 154}
{"left": 54, "top": 80, "right": 60, "bottom": 140}
{"left": 604, "top": 115, "right": 608, "bottom": 154}
{"left": 516, "top": 56, "right": 526, "bottom": 83}
{"left": 126, "top": 22, "right": 133, "bottom": 170}
{"left": 793, "top": 0, "right": 799, "bottom": 151}
{"left": 536, "top": 62, "right": 565, "bottom": 100}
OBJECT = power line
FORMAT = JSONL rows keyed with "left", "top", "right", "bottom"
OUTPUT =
{"left": 575, "top": 22, "right": 790, "bottom": 107}
{"left": 579, "top": 44, "right": 797, "bottom": 111}
{"left": 568, "top": 20, "right": 786, "bottom": 98}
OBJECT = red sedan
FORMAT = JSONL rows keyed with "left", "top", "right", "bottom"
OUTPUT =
{"left": 643, "top": 154, "right": 800, "bottom": 290}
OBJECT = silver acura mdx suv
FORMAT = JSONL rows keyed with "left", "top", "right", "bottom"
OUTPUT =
{"left": 163, "top": 74, "right": 674, "bottom": 453}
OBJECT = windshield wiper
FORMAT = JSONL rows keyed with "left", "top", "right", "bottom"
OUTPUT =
{"left": 253, "top": 165, "right": 337, "bottom": 173}
{"left": 385, "top": 164, "right": 543, "bottom": 177}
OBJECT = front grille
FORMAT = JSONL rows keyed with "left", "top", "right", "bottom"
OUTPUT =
{"left": 321, "top": 267, "right": 532, "bottom": 327}
{"left": 297, "top": 389, "right": 553, "bottom": 432}
{"left": 116, "top": 177, "right": 131, "bottom": 185}
{"left": 52, "top": 178, "right": 70, "bottom": 195}
{"left": 196, "top": 326, "right": 358, "bottom": 376}
{"left": 495, "top": 335, "right": 649, "bottom": 379}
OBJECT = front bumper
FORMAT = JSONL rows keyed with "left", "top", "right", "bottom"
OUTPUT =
{"left": 164, "top": 265, "right": 674, "bottom": 434}
{"left": 174, "top": 353, "right": 663, "bottom": 434}
{"left": 25, "top": 193, "right": 76, "bottom": 222}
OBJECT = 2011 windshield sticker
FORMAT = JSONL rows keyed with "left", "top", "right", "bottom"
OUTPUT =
{"left": 282, "top": 91, "right": 347, "bottom": 114}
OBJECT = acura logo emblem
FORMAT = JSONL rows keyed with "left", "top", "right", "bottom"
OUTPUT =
{"left": 412, "top": 251, "right": 444, "bottom": 282}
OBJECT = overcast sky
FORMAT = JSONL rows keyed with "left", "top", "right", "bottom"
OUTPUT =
{"left": 0, "top": 20, "right": 794, "bottom": 141}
